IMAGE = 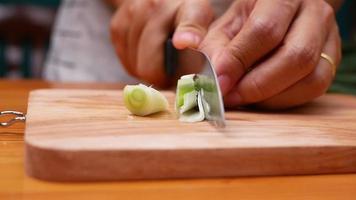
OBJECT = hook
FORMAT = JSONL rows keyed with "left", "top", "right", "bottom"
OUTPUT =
{"left": 0, "top": 111, "right": 26, "bottom": 127}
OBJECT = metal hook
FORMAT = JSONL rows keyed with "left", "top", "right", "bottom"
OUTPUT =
{"left": 0, "top": 111, "right": 26, "bottom": 127}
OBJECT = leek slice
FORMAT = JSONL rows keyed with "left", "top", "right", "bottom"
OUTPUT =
{"left": 176, "top": 74, "right": 196, "bottom": 109}
{"left": 178, "top": 91, "right": 205, "bottom": 122}
{"left": 123, "top": 84, "right": 168, "bottom": 116}
{"left": 176, "top": 74, "right": 213, "bottom": 122}
{"left": 179, "top": 90, "right": 198, "bottom": 114}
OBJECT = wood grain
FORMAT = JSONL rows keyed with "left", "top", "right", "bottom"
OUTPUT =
{"left": 24, "top": 89, "right": 356, "bottom": 181}
{"left": 2, "top": 80, "right": 356, "bottom": 200}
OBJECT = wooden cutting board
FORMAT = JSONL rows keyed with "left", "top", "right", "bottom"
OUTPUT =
{"left": 24, "top": 89, "right": 356, "bottom": 181}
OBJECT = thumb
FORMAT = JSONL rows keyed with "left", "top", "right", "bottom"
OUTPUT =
{"left": 172, "top": 0, "right": 214, "bottom": 49}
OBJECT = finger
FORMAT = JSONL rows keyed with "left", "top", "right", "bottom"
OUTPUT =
{"left": 198, "top": 0, "right": 256, "bottom": 94}
{"left": 199, "top": 0, "right": 254, "bottom": 59}
{"left": 136, "top": 1, "right": 181, "bottom": 87}
{"left": 224, "top": 0, "right": 335, "bottom": 106}
{"left": 127, "top": 0, "right": 159, "bottom": 71}
{"left": 110, "top": 1, "right": 134, "bottom": 75}
{"left": 255, "top": 22, "right": 341, "bottom": 110}
{"left": 214, "top": 0, "right": 300, "bottom": 95}
{"left": 172, "top": 0, "right": 214, "bottom": 49}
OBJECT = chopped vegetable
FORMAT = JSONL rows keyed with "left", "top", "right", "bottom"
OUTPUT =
{"left": 178, "top": 91, "right": 205, "bottom": 122}
{"left": 175, "top": 74, "right": 213, "bottom": 122}
{"left": 123, "top": 84, "right": 168, "bottom": 116}
{"left": 176, "top": 74, "right": 196, "bottom": 109}
{"left": 179, "top": 90, "right": 198, "bottom": 114}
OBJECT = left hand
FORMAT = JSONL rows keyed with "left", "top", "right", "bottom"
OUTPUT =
{"left": 200, "top": 0, "right": 342, "bottom": 109}
{"left": 110, "top": 0, "right": 214, "bottom": 87}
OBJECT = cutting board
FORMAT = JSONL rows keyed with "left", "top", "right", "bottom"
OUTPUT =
{"left": 25, "top": 89, "right": 356, "bottom": 181}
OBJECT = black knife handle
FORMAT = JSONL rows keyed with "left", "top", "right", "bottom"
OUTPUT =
{"left": 164, "top": 38, "right": 179, "bottom": 77}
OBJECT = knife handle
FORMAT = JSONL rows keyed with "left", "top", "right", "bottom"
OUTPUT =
{"left": 164, "top": 38, "right": 179, "bottom": 77}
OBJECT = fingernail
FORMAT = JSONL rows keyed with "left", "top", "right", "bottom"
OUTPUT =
{"left": 174, "top": 32, "right": 201, "bottom": 49}
{"left": 217, "top": 75, "right": 231, "bottom": 95}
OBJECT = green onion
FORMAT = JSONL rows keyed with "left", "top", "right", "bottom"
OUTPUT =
{"left": 124, "top": 84, "right": 168, "bottom": 116}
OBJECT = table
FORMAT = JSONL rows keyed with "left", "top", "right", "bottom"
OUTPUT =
{"left": 1, "top": 79, "right": 356, "bottom": 200}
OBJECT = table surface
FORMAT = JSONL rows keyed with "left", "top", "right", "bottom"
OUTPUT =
{"left": 1, "top": 79, "right": 356, "bottom": 200}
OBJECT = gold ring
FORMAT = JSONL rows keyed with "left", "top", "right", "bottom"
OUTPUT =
{"left": 321, "top": 53, "right": 336, "bottom": 77}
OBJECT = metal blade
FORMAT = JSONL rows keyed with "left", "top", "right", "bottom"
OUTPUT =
{"left": 194, "top": 50, "right": 226, "bottom": 128}
{"left": 164, "top": 39, "right": 225, "bottom": 128}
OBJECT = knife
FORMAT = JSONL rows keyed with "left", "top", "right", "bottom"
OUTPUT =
{"left": 164, "top": 39, "right": 226, "bottom": 128}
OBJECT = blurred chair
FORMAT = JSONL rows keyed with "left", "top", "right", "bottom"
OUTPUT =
{"left": 0, "top": 0, "right": 59, "bottom": 78}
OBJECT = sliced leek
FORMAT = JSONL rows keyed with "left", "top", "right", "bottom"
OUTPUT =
{"left": 176, "top": 74, "right": 196, "bottom": 109}
{"left": 175, "top": 74, "right": 213, "bottom": 122}
{"left": 179, "top": 90, "right": 198, "bottom": 114}
{"left": 123, "top": 84, "right": 168, "bottom": 116}
{"left": 178, "top": 91, "right": 205, "bottom": 122}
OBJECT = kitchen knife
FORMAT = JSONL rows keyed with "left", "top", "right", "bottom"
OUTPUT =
{"left": 164, "top": 39, "right": 226, "bottom": 128}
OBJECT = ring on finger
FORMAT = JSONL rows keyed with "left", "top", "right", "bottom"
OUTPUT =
{"left": 321, "top": 53, "right": 336, "bottom": 77}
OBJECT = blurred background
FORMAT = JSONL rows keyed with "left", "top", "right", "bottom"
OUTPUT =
{"left": 0, "top": 0, "right": 355, "bottom": 94}
{"left": 0, "top": 0, "right": 59, "bottom": 79}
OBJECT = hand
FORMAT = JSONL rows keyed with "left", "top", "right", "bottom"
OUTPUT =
{"left": 200, "top": 0, "right": 342, "bottom": 109}
{"left": 110, "top": 0, "right": 214, "bottom": 87}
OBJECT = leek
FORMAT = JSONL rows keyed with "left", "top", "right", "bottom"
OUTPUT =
{"left": 123, "top": 84, "right": 168, "bottom": 116}
{"left": 178, "top": 91, "right": 205, "bottom": 122}
{"left": 175, "top": 74, "right": 213, "bottom": 122}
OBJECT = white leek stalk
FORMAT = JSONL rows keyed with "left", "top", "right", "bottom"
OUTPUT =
{"left": 178, "top": 91, "right": 205, "bottom": 122}
{"left": 124, "top": 84, "right": 168, "bottom": 116}
{"left": 176, "top": 74, "right": 212, "bottom": 122}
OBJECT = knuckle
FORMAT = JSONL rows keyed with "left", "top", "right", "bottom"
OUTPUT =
{"left": 110, "top": 14, "right": 123, "bottom": 37}
{"left": 245, "top": 76, "right": 266, "bottom": 102}
{"left": 227, "top": 45, "right": 248, "bottom": 71}
{"left": 285, "top": 44, "right": 319, "bottom": 73}
{"left": 128, "top": 3, "right": 136, "bottom": 17}
{"left": 178, "top": 1, "right": 214, "bottom": 32}
{"left": 249, "top": 18, "right": 283, "bottom": 45}
{"left": 227, "top": 44, "right": 249, "bottom": 71}
{"left": 109, "top": 16, "right": 118, "bottom": 33}
{"left": 178, "top": 22, "right": 207, "bottom": 35}
{"left": 313, "top": 0, "right": 335, "bottom": 26}
{"left": 322, "top": 1, "right": 335, "bottom": 20}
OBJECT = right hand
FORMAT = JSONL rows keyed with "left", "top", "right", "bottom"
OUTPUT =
{"left": 200, "top": 0, "right": 341, "bottom": 109}
{"left": 110, "top": 0, "right": 214, "bottom": 87}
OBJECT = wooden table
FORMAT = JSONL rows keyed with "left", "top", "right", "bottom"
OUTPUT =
{"left": 1, "top": 79, "right": 356, "bottom": 200}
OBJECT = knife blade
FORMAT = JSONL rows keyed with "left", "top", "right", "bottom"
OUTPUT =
{"left": 164, "top": 39, "right": 226, "bottom": 128}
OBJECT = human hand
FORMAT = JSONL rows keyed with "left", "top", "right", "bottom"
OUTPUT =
{"left": 110, "top": 0, "right": 214, "bottom": 87}
{"left": 200, "top": 0, "right": 342, "bottom": 109}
